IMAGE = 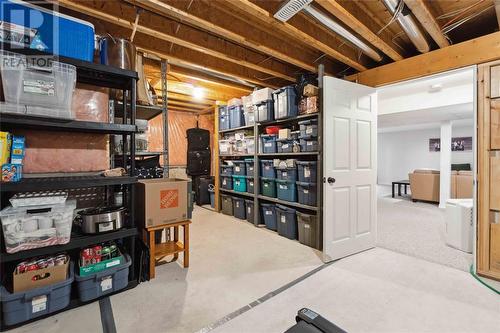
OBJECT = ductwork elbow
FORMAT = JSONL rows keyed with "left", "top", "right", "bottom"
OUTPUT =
{"left": 382, "top": 0, "right": 430, "bottom": 53}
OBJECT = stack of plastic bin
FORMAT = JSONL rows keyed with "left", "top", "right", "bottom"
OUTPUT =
{"left": 298, "top": 119, "right": 318, "bottom": 152}
{"left": 261, "top": 203, "right": 277, "bottom": 230}
{"left": 273, "top": 86, "right": 298, "bottom": 120}
{"left": 233, "top": 197, "right": 246, "bottom": 220}
{"left": 296, "top": 161, "right": 317, "bottom": 206}
{"left": 229, "top": 105, "right": 245, "bottom": 128}
{"left": 275, "top": 204, "right": 297, "bottom": 239}
{"left": 260, "top": 134, "right": 277, "bottom": 153}
{"left": 218, "top": 106, "right": 230, "bottom": 131}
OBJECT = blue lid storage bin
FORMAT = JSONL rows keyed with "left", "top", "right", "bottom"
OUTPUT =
{"left": 273, "top": 86, "right": 298, "bottom": 120}
{"left": 261, "top": 203, "right": 277, "bottom": 230}
{"left": 0, "top": 0, "right": 95, "bottom": 61}
{"left": 277, "top": 139, "right": 295, "bottom": 153}
{"left": 260, "top": 134, "right": 277, "bottom": 154}
{"left": 221, "top": 194, "right": 233, "bottom": 215}
{"left": 297, "top": 212, "right": 319, "bottom": 248}
{"left": 221, "top": 176, "right": 233, "bottom": 190}
{"left": 229, "top": 105, "right": 245, "bottom": 128}
{"left": 233, "top": 197, "right": 246, "bottom": 220}
{"left": 245, "top": 200, "right": 254, "bottom": 223}
{"left": 0, "top": 262, "right": 74, "bottom": 326}
{"left": 219, "top": 105, "right": 229, "bottom": 117}
{"left": 255, "top": 99, "right": 274, "bottom": 122}
{"left": 232, "top": 161, "right": 247, "bottom": 176}
{"left": 246, "top": 177, "right": 255, "bottom": 194}
{"left": 296, "top": 182, "right": 317, "bottom": 206}
{"left": 260, "top": 159, "right": 276, "bottom": 178}
{"left": 220, "top": 165, "right": 234, "bottom": 176}
{"left": 276, "top": 179, "right": 297, "bottom": 202}
{"left": 296, "top": 161, "right": 317, "bottom": 182}
{"left": 244, "top": 159, "right": 255, "bottom": 176}
{"left": 260, "top": 177, "right": 277, "bottom": 198}
{"left": 276, "top": 204, "right": 297, "bottom": 240}
{"left": 298, "top": 119, "right": 318, "bottom": 137}
{"left": 75, "top": 254, "right": 131, "bottom": 302}
{"left": 233, "top": 175, "right": 247, "bottom": 192}
{"left": 276, "top": 167, "right": 297, "bottom": 182}
{"left": 299, "top": 135, "right": 318, "bottom": 152}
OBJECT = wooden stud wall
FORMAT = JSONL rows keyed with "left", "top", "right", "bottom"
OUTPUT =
{"left": 478, "top": 61, "right": 500, "bottom": 281}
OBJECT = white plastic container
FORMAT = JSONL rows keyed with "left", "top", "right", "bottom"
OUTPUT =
{"left": 252, "top": 88, "right": 273, "bottom": 104}
{"left": 0, "top": 50, "right": 76, "bottom": 119}
{"left": 219, "top": 139, "right": 233, "bottom": 155}
{"left": 0, "top": 200, "right": 76, "bottom": 253}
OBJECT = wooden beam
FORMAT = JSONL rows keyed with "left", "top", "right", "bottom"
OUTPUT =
{"left": 403, "top": 0, "right": 450, "bottom": 48}
{"left": 221, "top": 0, "right": 367, "bottom": 71}
{"left": 125, "top": 0, "right": 307, "bottom": 76}
{"left": 315, "top": 0, "right": 403, "bottom": 61}
{"left": 54, "top": 0, "right": 295, "bottom": 82}
{"left": 167, "top": 92, "right": 215, "bottom": 104}
{"left": 168, "top": 101, "right": 208, "bottom": 110}
{"left": 347, "top": 31, "right": 500, "bottom": 87}
{"left": 495, "top": 0, "right": 500, "bottom": 28}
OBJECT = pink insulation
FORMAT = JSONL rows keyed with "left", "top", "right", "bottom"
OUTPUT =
{"left": 71, "top": 84, "right": 109, "bottom": 122}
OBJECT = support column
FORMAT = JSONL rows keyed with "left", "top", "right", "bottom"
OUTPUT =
{"left": 439, "top": 121, "right": 452, "bottom": 208}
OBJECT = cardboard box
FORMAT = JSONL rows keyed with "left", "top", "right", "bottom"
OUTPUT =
{"left": 79, "top": 254, "right": 125, "bottom": 277}
{"left": 303, "top": 84, "right": 318, "bottom": 97}
{"left": 10, "top": 135, "right": 25, "bottom": 164}
{"left": 0, "top": 131, "right": 12, "bottom": 165}
{"left": 136, "top": 178, "right": 192, "bottom": 227}
{"left": 278, "top": 129, "right": 291, "bottom": 140}
{"left": 14, "top": 261, "right": 69, "bottom": 293}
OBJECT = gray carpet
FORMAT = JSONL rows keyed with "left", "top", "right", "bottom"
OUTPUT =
{"left": 377, "top": 186, "right": 473, "bottom": 271}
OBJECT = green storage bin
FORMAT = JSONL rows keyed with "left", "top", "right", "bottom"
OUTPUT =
{"left": 260, "top": 177, "right": 276, "bottom": 198}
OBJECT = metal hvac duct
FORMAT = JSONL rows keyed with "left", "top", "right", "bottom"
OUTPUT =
{"left": 274, "top": 0, "right": 383, "bottom": 62}
{"left": 381, "top": 0, "right": 430, "bottom": 53}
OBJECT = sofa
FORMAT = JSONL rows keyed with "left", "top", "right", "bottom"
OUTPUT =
{"left": 408, "top": 169, "right": 473, "bottom": 203}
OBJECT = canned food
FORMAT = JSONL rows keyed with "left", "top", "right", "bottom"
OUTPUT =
{"left": 35, "top": 259, "right": 48, "bottom": 269}
{"left": 16, "top": 261, "right": 28, "bottom": 274}
{"left": 26, "top": 261, "right": 38, "bottom": 271}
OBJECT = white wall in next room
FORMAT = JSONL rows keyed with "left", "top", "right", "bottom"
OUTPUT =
{"left": 377, "top": 125, "right": 474, "bottom": 185}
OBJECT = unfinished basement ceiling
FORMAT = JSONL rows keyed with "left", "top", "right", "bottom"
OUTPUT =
{"left": 54, "top": 0, "right": 498, "bottom": 111}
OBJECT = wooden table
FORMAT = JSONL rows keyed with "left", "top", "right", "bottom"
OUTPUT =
{"left": 392, "top": 180, "right": 410, "bottom": 198}
{"left": 143, "top": 220, "right": 191, "bottom": 279}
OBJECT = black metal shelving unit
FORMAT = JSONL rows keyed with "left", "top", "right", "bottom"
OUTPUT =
{"left": 0, "top": 45, "right": 140, "bottom": 331}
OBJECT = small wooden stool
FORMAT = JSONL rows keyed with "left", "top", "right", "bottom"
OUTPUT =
{"left": 143, "top": 220, "right": 191, "bottom": 279}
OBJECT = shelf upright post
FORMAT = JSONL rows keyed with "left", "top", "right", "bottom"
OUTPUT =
{"left": 129, "top": 76, "right": 137, "bottom": 281}
{"left": 161, "top": 60, "right": 169, "bottom": 178}
{"left": 253, "top": 115, "right": 259, "bottom": 225}
{"left": 317, "top": 63, "right": 324, "bottom": 251}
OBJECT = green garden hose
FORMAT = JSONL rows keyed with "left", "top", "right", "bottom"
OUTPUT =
{"left": 469, "top": 265, "right": 500, "bottom": 295}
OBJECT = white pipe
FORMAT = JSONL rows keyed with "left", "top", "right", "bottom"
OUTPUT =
{"left": 304, "top": 5, "right": 383, "bottom": 62}
{"left": 382, "top": 0, "right": 430, "bottom": 53}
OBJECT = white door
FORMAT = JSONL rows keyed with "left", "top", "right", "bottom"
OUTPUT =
{"left": 323, "top": 77, "right": 377, "bottom": 261}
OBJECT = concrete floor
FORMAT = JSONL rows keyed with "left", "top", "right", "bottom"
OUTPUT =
{"left": 10, "top": 206, "right": 323, "bottom": 333}
{"left": 212, "top": 248, "right": 500, "bottom": 333}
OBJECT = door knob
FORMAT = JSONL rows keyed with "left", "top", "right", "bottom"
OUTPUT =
{"left": 327, "top": 177, "right": 336, "bottom": 184}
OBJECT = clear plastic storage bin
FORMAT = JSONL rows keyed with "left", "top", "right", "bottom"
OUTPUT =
{"left": 0, "top": 200, "right": 76, "bottom": 254}
{"left": 273, "top": 86, "right": 298, "bottom": 120}
{"left": 0, "top": 51, "right": 76, "bottom": 119}
{"left": 255, "top": 99, "right": 274, "bottom": 122}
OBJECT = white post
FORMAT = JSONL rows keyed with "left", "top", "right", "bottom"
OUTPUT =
{"left": 439, "top": 121, "right": 452, "bottom": 208}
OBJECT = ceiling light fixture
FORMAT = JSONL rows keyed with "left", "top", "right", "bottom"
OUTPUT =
{"left": 273, "top": 0, "right": 383, "bottom": 62}
{"left": 192, "top": 87, "right": 205, "bottom": 100}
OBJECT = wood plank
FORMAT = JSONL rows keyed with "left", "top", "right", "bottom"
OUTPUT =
{"left": 495, "top": 0, "right": 500, "bottom": 28}
{"left": 221, "top": 0, "right": 367, "bottom": 71}
{"left": 491, "top": 65, "right": 500, "bottom": 98}
{"left": 316, "top": 0, "right": 403, "bottom": 61}
{"left": 155, "top": 241, "right": 184, "bottom": 257}
{"left": 492, "top": 99, "right": 500, "bottom": 149}
{"left": 403, "top": 0, "right": 450, "bottom": 48}
{"left": 54, "top": 0, "right": 295, "bottom": 82}
{"left": 490, "top": 221, "right": 500, "bottom": 273}
{"left": 125, "top": 0, "right": 303, "bottom": 78}
{"left": 214, "top": 105, "right": 220, "bottom": 212}
{"left": 348, "top": 32, "right": 500, "bottom": 87}
{"left": 491, "top": 156, "right": 500, "bottom": 211}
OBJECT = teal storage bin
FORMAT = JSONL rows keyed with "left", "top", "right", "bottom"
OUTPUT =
{"left": 276, "top": 179, "right": 297, "bottom": 202}
{"left": 233, "top": 175, "right": 247, "bottom": 192}
{"left": 260, "top": 177, "right": 277, "bottom": 197}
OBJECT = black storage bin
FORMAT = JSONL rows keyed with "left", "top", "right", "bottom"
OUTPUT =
{"left": 233, "top": 197, "right": 246, "bottom": 220}
{"left": 229, "top": 105, "right": 245, "bottom": 128}
{"left": 261, "top": 203, "right": 277, "bottom": 230}
{"left": 277, "top": 139, "right": 295, "bottom": 153}
{"left": 299, "top": 135, "right": 318, "bottom": 152}
{"left": 255, "top": 99, "right": 274, "bottom": 122}
{"left": 276, "top": 204, "right": 297, "bottom": 240}
{"left": 246, "top": 177, "right": 255, "bottom": 194}
{"left": 296, "top": 182, "right": 317, "bottom": 206}
{"left": 220, "top": 165, "right": 233, "bottom": 176}
{"left": 232, "top": 160, "right": 247, "bottom": 176}
{"left": 244, "top": 159, "right": 255, "bottom": 176}
{"left": 273, "top": 86, "right": 298, "bottom": 120}
{"left": 220, "top": 176, "right": 233, "bottom": 190}
{"left": 296, "top": 161, "right": 317, "bottom": 183}
{"left": 260, "top": 134, "right": 277, "bottom": 153}
{"left": 75, "top": 254, "right": 131, "bottom": 302}
{"left": 221, "top": 194, "right": 233, "bottom": 215}
{"left": 194, "top": 175, "right": 214, "bottom": 206}
{"left": 260, "top": 159, "right": 276, "bottom": 178}
{"left": 297, "top": 212, "right": 319, "bottom": 248}
{"left": 245, "top": 199, "right": 254, "bottom": 223}
{"left": 298, "top": 119, "right": 318, "bottom": 137}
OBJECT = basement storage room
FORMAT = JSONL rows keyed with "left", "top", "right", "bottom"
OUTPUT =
{"left": 1, "top": 0, "right": 500, "bottom": 333}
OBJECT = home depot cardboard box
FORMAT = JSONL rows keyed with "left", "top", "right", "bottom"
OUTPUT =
{"left": 136, "top": 178, "right": 193, "bottom": 227}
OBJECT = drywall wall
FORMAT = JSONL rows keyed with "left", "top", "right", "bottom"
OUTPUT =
{"left": 377, "top": 125, "right": 474, "bottom": 185}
